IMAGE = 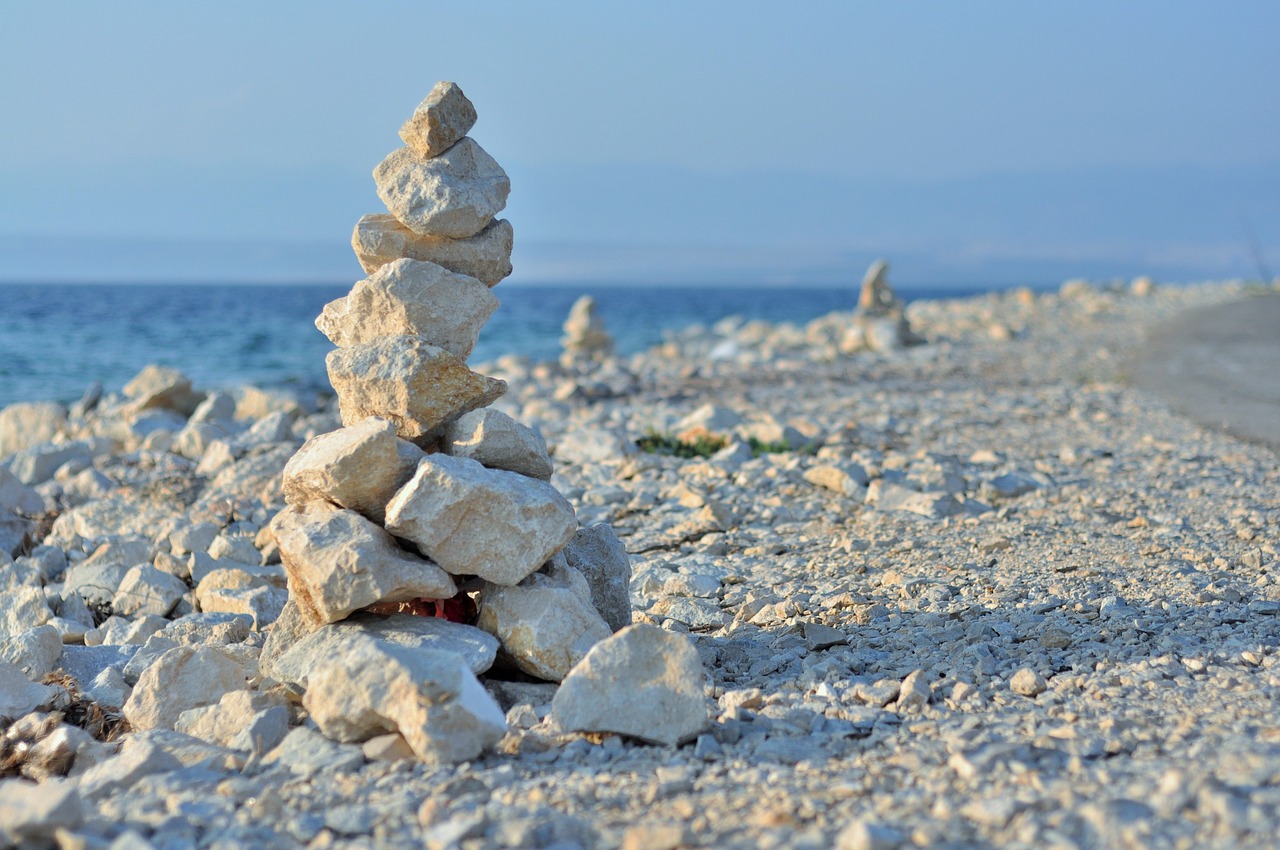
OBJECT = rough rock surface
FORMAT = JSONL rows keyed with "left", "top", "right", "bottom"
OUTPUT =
{"left": 326, "top": 336, "right": 505, "bottom": 445}
{"left": 385, "top": 454, "right": 577, "bottom": 585}
{"left": 398, "top": 80, "right": 478, "bottom": 159}
{"left": 442, "top": 407, "right": 554, "bottom": 481}
{"left": 121, "top": 645, "right": 246, "bottom": 731}
{"left": 0, "top": 401, "right": 67, "bottom": 458}
{"left": 561, "top": 524, "right": 632, "bottom": 631}
{"left": 302, "top": 636, "right": 506, "bottom": 764}
{"left": 351, "top": 214, "right": 514, "bottom": 285}
{"left": 282, "top": 416, "right": 422, "bottom": 524}
{"left": 316, "top": 258, "right": 498, "bottom": 358}
{"left": 476, "top": 559, "right": 612, "bottom": 682}
{"left": 552, "top": 623, "right": 707, "bottom": 745}
{"left": 267, "top": 612, "right": 499, "bottom": 687}
{"left": 270, "top": 501, "right": 457, "bottom": 626}
{"left": 122, "top": 364, "right": 205, "bottom": 416}
{"left": 373, "top": 138, "right": 510, "bottom": 239}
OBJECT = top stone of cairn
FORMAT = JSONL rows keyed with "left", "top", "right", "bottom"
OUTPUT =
{"left": 399, "top": 81, "right": 478, "bottom": 159}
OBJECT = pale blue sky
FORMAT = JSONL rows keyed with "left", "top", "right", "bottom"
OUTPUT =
{"left": 1, "top": 1, "right": 1277, "bottom": 285}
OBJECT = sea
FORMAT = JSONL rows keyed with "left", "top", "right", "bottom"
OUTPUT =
{"left": 0, "top": 282, "right": 990, "bottom": 409}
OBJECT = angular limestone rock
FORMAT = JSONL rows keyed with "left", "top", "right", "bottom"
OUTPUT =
{"left": 326, "top": 336, "right": 505, "bottom": 445}
{"left": 386, "top": 454, "right": 577, "bottom": 585}
{"left": 122, "top": 364, "right": 205, "bottom": 416}
{"left": 374, "top": 138, "right": 510, "bottom": 239}
{"left": 552, "top": 623, "right": 708, "bottom": 745}
{"left": 270, "top": 501, "right": 457, "bottom": 626}
{"left": 476, "top": 559, "right": 611, "bottom": 682}
{"left": 351, "top": 215, "right": 514, "bottom": 286}
{"left": 561, "top": 524, "right": 632, "bottom": 632}
{"left": 0, "top": 661, "right": 58, "bottom": 717}
{"left": 442, "top": 408, "right": 553, "bottom": 481}
{"left": 175, "top": 689, "right": 289, "bottom": 755}
{"left": 122, "top": 645, "right": 245, "bottom": 731}
{"left": 316, "top": 258, "right": 498, "bottom": 358}
{"left": 268, "top": 612, "right": 499, "bottom": 688}
{"left": 399, "top": 81, "right": 478, "bottom": 159}
{"left": 282, "top": 417, "right": 423, "bottom": 524}
{"left": 302, "top": 636, "right": 506, "bottom": 764}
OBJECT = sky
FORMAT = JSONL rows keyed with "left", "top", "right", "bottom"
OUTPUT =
{"left": 1, "top": 1, "right": 1277, "bottom": 286}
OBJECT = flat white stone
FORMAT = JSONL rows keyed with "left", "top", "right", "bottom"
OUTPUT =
{"left": 351, "top": 215, "right": 513, "bottom": 286}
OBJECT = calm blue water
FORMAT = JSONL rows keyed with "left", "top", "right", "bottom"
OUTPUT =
{"left": 0, "top": 282, "right": 985, "bottom": 407}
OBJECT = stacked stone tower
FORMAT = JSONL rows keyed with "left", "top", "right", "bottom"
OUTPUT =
{"left": 261, "top": 83, "right": 635, "bottom": 761}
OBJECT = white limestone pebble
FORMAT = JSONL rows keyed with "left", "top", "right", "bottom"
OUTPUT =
{"left": 442, "top": 407, "right": 554, "bottom": 481}
{"left": 373, "top": 138, "right": 510, "bottom": 239}
{"left": 316, "top": 258, "right": 498, "bottom": 358}
{"left": 122, "top": 364, "right": 205, "bottom": 416}
{"left": 326, "top": 336, "right": 506, "bottom": 445}
{"left": 122, "top": 645, "right": 246, "bottom": 731}
{"left": 386, "top": 454, "right": 577, "bottom": 585}
{"left": 476, "top": 559, "right": 612, "bottom": 682}
{"left": 399, "top": 81, "right": 478, "bottom": 159}
{"left": 552, "top": 623, "right": 708, "bottom": 745}
{"left": 175, "top": 689, "right": 290, "bottom": 755}
{"left": 302, "top": 636, "right": 506, "bottom": 764}
{"left": 1010, "top": 667, "right": 1048, "bottom": 697}
{"left": 351, "top": 214, "right": 514, "bottom": 285}
{"left": 0, "top": 777, "right": 83, "bottom": 844}
{"left": 270, "top": 501, "right": 457, "bottom": 626}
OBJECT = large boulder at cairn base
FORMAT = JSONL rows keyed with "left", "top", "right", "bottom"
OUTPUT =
{"left": 352, "top": 214, "right": 513, "bottom": 286}
{"left": 282, "top": 416, "right": 423, "bottom": 524}
{"left": 270, "top": 501, "right": 457, "bottom": 626}
{"left": 385, "top": 454, "right": 577, "bottom": 586}
{"left": 303, "top": 637, "right": 506, "bottom": 765}
{"left": 399, "top": 81, "right": 478, "bottom": 159}
{"left": 316, "top": 258, "right": 498, "bottom": 358}
{"left": 552, "top": 624, "right": 708, "bottom": 746}
{"left": 325, "top": 336, "right": 505, "bottom": 446}
{"left": 373, "top": 138, "right": 510, "bottom": 239}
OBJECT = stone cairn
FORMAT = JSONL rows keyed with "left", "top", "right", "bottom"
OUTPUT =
{"left": 844, "top": 259, "right": 923, "bottom": 353}
{"left": 560, "top": 295, "right": 615, "bottom": 368}
{"left": 259, "top": 83, "right": 707, "bottom": 762}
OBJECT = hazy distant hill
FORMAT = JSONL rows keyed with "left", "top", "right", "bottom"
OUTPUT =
{"left": 1, "top": 161, "right": 1275, "bottom": 286}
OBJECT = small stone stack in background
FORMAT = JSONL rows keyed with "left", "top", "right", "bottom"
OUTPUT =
{"left": 262, "top": 82, "right": 703, "bottom": 762}
{"left": 843, "top": 259, "right": 923, "bottom": 353}
{"left": 560, "top": 295, "right": 615, "bottom": 368}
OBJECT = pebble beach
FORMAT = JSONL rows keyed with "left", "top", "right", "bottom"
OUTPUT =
{"left": 1, "top": 273, "right": 1277, "bottom": 850}
{"left": 3, "top": 77, "right": 1279, "bottom": 850}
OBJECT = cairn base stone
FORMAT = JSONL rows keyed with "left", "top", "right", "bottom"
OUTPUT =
{"left": 271, "top": 502, "right": 457, "bottom": 626}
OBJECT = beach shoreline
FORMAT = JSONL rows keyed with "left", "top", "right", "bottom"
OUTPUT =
{"left": 2, "top": 277, "right": 1279, "bottom": 848}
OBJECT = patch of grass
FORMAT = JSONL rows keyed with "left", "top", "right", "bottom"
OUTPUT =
{"left": 748, "top": 437, "right": 817, "bottom": 457}
{"left": 636, "top": 430, "right": 727, "bottom": 459}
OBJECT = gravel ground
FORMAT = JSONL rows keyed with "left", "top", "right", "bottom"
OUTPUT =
{"left": 3, "top": 278, "right": 1278, "bottom": 850}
